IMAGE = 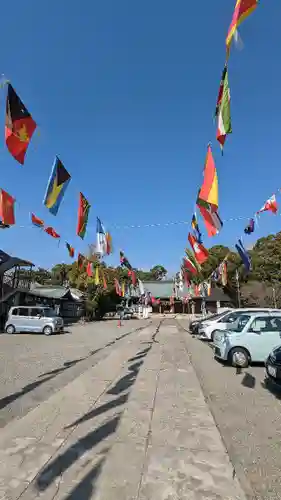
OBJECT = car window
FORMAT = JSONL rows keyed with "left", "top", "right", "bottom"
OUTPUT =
{"left": 30, "top": 308, "right": 43, "bottom": 317}
{"left": 248, "top": 316, "right": 281, "bottom": 333}
{"left": 18, "top": 308, "right": 28, "bottom": 317}
{"left": 218, "top": 312, "right": 239, "bottom": 323}
{"left": 43, "top": 309, "right": 57, "bottom": 317}
{"left": 11, "top": 308, "right": 18, "bottom": 316}
{"left": 235, "top": 315, "right": 251, "bottom": 332}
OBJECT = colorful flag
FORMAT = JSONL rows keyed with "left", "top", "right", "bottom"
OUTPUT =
{"left": 95, "top": 266, "right": 100, "bottom": 285}
{"left": 96, "top": 217, "right": 106, "bottom": 255}
{"left": 77, "top": 253, "right": 85, "bottom": 270}
{"left": 226, "top": 0, "right": 258, "bottom": 56}
{"left": 66, "top": 242, "right": 75, "bottom": 258}
{"left": 235, "top": 239, "right": 252, "bottom": 271}
{"left": 191, "top": 213, "right": 202, "bottom": 243}
{"left": 182, "top": 256, "right": 198, "bottom": 276}
{"left": 215, "top": 65, "right": 227, "bottom": 118}
{"left": 216, "top": 67, "right": 232, "bottom": 151}
{"left": 0, "top": 189, "right": 15, "bottom": 225}
{"left": 207, "top": 282, "right": 211, "bottom": 296}
{"left": 197, "top": 197, "right": 223, "bottom": 237}
{"left": 5, "top": 84, "right": 37, "bottom": 165}
{"left": 220, "top": 261, "right": 228, "bottom": 286}
{"left": 87, "top": 261, "right": 94, "bottom": 277}
{"left": 128, "top": 269, "right": 136, "bottom": 285}
{"left": 188, "top": 233, "right": 209, "bottom": 264}
{"left": 43, "top": 157, "right": 71, "bottom": 215}
{"left": 120, "top": 251, "right": 132, "bottom": 270}
{"left": 257, "top": 195, "right": 278, "bottom": 214}
{"left": 44, "top": 226, "right": 60, "bottom": 239}
{"left": 121, "top": 281, "right": 125, "bottom": 297}
{"left": 77, "top": 192, "right": 91, "bottom": 239}
{"left": 102, "top": 270, "right": 107, "bottom": 290}
{"left": 244, "top": 218, "right": 255, "bottom": 234}
{"left": 31, "top": 213, "right": 44, "bottom": 228}
{"left": 115, "top": 278, "right": 122, "bottom": 296}
{"left": 105, "top": 232, "right": 113, "bottom": 255}
{"left": 198, "top": 145, "right": 218, "bottom": 209}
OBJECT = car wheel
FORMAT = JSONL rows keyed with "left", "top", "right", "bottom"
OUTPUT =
{"left": 43, "top": 325, "right": 53, "bottom": 336}
{"left": 211, "top": 331, "right": 216, "bottom": 342}
{"left": 230, "top": 348, "right": 249, "bottom": 368}
{"left": 5, "top": 324, "right": 15, "bottom": 334}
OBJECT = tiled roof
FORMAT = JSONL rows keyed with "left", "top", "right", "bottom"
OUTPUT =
{"left": 142, "top": 281, "right": 232, "bottom": 302}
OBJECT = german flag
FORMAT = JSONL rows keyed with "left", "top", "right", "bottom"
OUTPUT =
{"left": 5, "top": 84, "right": 37, "bottom": 165}
{"left": 66, "top": 242, "right": 75, "bottom": 258}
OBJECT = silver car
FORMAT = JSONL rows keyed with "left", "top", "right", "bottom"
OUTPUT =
{"left": 5, "top": 306, "right": 64, "bottom": 335}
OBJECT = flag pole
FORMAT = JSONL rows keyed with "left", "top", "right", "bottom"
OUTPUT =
{"left": 235, "top": 269, "right": 241, "bottom": 308}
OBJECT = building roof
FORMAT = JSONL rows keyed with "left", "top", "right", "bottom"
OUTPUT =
{"left": 0, "top": 249, "right": 33, "bottom": 275}
{"left": 142, "top": 280, "right": 232, "bottom": 302}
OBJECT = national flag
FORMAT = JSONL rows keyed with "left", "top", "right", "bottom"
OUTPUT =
{"left": 244, "top": 218, "right": 255, "bottom": 234}
{"left": 182, "top": 256, "right": 198, "bottom": 276}
{"left": 191, "top": 213, "right": 202, "bottom": 243}
{"left": 120, "top": 251, "right": 132, "bottom": 270}
{"left": 215, "top": 65, "right": 227, "bottom": 118}
{"left": 220, "top": 261, "right": 228, "bottom": 286}
{"left": 102, "top": 270, "right": 107, "bottom": 290}
{"left": 216, "top": 67, "right": 232, "bottom": 151}
{"left": 77, "top": 192, "right": 91, "bottom": 239}
{"left": 5, "top": 83, "right": 37, "bottom": 165}
{"left": 66, "top": 242, "right": 75, "bottom": 258}
{"left": 44, "top": 226, "right": 60, "bottom": 239}
{"left": 96, "top": 217, "right": 107, "bottom": 255}
{"left": 257, "top": 195, "right": 278, "bottom": 214}
{"left": 235, "top": 239, "right": 252, "bottom": 271}
{"left": 105, "top": 232, "right": 113, "bottom": 255}
{"left": 226, "top": 0, "right": 258, "bottom": 56}
{"left": 95, "top": 266, "right": 100, "bottom": 285}
{"left": 128, "top": 269, "right": 136, "bottom": 285}
{"left": 188, "top": 233, "right": 209, "bottom": 264}
{"left": 31, "top": 213, "right": 44, "bottom": 228}
{"left": 197, "top": 197, "right": 223, "bottom": 237}
{"left": 43, "top": 157, "right": 71, "bottom": 216}
{"left": 198, "top": 145, "right": 218, "bottom": 209}
{"left": 115, "top": 278, "right": 122, "bottom": 296}
{"left": 86, "top": 261, "right": 93, "bottom": 277}
{"left": 0, "top": 190, "right": 15, "bottom": 225}
{"left": 77, "top": 253, "right": 85, "bottom": 270}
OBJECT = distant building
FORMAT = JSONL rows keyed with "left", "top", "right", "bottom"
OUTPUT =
{"left": 141, "top": 280, "right": 233, "bottom": 314}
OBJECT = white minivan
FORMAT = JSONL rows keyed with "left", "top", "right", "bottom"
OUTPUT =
{"left": 5, "top": 306, "right": 64, "bottom": 335}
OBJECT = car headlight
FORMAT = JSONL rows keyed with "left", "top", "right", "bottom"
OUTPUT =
{"left": 214, "top": 331, "right": 226, "bottom": 343}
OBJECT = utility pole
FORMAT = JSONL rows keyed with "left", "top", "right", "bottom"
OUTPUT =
{"left": 235, "top": 269, "right": 241, "bottom": 308}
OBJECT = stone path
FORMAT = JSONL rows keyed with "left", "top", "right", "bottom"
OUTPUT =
{"left": 0, "top": 320, "right": 246, "bottom": 499}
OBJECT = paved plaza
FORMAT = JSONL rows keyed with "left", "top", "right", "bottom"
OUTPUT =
{"left": 0, "top": 318, "right": 246, "bottom": 499}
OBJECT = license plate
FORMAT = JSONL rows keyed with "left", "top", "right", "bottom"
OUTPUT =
{"left": 268, "top": 365, "right": 277, "bottom": 378}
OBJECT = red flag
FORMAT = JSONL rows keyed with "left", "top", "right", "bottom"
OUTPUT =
{"left": 182, "top": 256, "right": 198, "bottom": 275}
{"left": 188, "top": 233, "right": 209, "bottom": 264}
{"left": 102, "top": 271, "right": 108, "bottom": 290}
{"left": 66, "top": 242, "right": 75, "bottom": 258}
{"left": 226, "top": 0, "right": 258, "bottom": 55}
{"left": 31, "top": 213, "right": 44, "bottom": 228}
{"left": 128, "top": 269, "right": 136, "bottom": 285}
{"left": 257, "top": 195, "right": 278, "bottom": 214}
{"left": 86, "top": 261, "right": 93, "bottom": 277}
{"left": 0, "top": 189, "right": 15, "bottom": 225}
{"left": 44, "top": 226, "right": 60, "bottom": 239}
{"left": 114, "top": 278, "right": 122, "bottom": 296}
{"left": 5, "top": 84, "right": 37, "bottom": 165}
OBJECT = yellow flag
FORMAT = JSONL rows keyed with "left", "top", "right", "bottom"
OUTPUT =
{"left": 121, "top": 281, "right": 125, "bottom": 297}
{"left": 95, "top": 266, "right": 100, "bottom": 285}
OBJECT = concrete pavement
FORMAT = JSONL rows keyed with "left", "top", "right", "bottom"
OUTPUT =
{"left": 0, "top": 320, "right": 246, "bottom": 499}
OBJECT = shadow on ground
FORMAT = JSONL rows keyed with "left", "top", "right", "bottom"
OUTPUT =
{"left": 36, "top": 343, "right": 154, "bottom": 499}
{"left": 261, "top": 378, "right": 281, "bottom": 400}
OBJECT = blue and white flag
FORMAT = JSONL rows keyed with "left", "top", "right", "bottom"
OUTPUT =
{"left": 235, "top": 239, "right": 252, "bottom": 272}
{"left": 96, "top": 217, "right": 107, "bottom": 255}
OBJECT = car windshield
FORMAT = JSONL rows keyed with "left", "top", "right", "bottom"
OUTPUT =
{"left": 43, "top": 309, "right": 57, "bottom": 317}
{"left": 201, "top": 311, "right": 229, "bottom": 323}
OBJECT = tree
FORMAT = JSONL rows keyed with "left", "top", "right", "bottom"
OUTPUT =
{"left": 149, "top": 265, "right": 167, "bottom": 281}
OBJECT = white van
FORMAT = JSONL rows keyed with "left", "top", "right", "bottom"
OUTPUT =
{"left": 5, "top": 306, "right": 64, "bottom": 335}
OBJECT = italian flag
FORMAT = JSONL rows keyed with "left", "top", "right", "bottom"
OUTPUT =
{"left": 216, "top": 66, "right": 232, "bottom": 151}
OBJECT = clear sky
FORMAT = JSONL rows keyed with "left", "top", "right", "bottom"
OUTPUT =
{"left": 0, "top": 0, "right": 280, "bottom": 273}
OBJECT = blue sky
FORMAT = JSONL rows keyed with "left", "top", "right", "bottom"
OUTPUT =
{"left": 0, "top": 0, "right": 280, "bottom": 273}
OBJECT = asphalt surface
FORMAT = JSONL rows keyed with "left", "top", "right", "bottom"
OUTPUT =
{"left": 0, "top": 319, "right": 149, "bottom": 428}
{"left": 178, "top": 318, "right": 281, "bottom": 500}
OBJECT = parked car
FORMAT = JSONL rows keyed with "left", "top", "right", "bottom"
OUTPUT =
{"left": 198, "top": 308, "right": 281, "bottom": 341}
{"left": 265, "top": 346, "right": 281, "bottom": 385}
{"left": 213, "top": 312, "right": 281, "bottom": 368}
{"left": 190, "top": 311, "right": 229, "bottom": 335}
{"left": 5, "top": 306, "right": 64, "bottom": 335}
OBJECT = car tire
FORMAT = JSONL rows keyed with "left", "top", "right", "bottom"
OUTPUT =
{"left": 210, "top": 331, "right": 216, "bottom": 342}
{"left": 43, "top": 325, "right": 53, "bottom": 336}
{"left": 5, "top": 324, "right": 15, "bottom": 334}
{"left": 229, "top": 347, "right": 250, "bottom": 368}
